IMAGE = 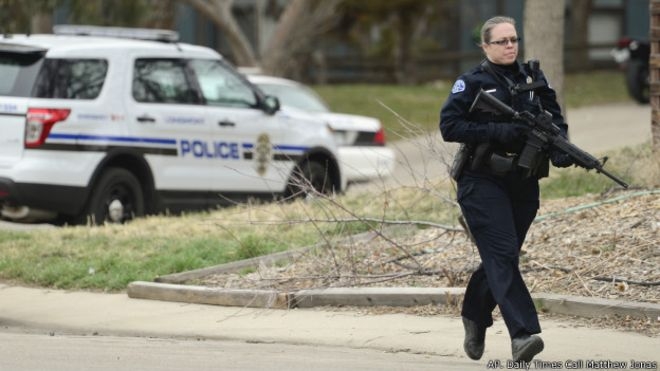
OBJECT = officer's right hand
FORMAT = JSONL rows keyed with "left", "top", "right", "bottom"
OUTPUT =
{"left": 488, "top": 122, "right": 529, "bottom": 144}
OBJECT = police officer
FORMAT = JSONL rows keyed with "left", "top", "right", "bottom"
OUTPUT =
{"left": 439, "top": 16, "right": 572, "bottom": 362}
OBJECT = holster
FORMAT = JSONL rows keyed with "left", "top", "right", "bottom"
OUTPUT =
{"left": 450, "top": 143, "right": 470, "bottom": 181}
{"left": 488, "top": 152, "right": 516, "bottom": 176}
{"left": 469, "top": 143, "right": 518, "bottom": 177}
{"left": 469, "top": 143, "right": 490, "bottom": 171}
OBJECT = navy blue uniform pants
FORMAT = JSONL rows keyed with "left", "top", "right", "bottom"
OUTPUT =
{"left": 457, "top": 171, "right": 541, "bottom": 339}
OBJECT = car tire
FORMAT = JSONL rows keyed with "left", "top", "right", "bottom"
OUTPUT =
{"left": 286, "top": 160, "right": 332, "bottom": 199}
{"left": 78, "top": 167, "right": 145, "bottom": 225}
{"left": 625, "top": 60, "right": 649, "bottom": 104}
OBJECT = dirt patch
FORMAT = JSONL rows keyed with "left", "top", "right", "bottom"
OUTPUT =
{"left": 192, "top": 188, "right": 660, "bottom": 336}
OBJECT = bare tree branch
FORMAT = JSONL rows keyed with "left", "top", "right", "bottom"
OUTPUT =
{"left": 261, "top": 0, "right": 342, "bottom": 76}
{"left": 178, "top": 0, "right": 258, "bottom": 66}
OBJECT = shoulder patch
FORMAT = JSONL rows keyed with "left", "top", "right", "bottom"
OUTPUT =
{"left": 451, "top": 79, "right": 466, "bottom": 94}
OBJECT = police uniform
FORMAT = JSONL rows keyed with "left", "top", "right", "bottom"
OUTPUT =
{"left": 439, "top": 59, "right": 568, "bottom": 339}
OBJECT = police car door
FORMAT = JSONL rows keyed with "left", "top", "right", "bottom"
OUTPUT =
{"left": 127, "top": 57, "right": 212, "bottom": 201}
{"left": 189, "top": 59, "right": 285, "bottom": 193}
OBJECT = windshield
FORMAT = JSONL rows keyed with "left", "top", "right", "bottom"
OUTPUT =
{"left": 256, "top": 82, "right": 329, "bottom": 113}
{"left": 0, "top": 52, "right": 43, "bottom": 97}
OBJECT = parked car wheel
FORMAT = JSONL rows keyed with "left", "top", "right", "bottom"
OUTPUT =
{"left": 626, "top": 60, "right": 649, "bottom": 104}
{"left": 286, "top": 160, "right": 332, "bottom": 198}
{"left": 80, "top": 168, "right": 145, "bottom": 225}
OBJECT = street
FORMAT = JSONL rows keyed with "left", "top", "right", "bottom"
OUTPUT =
{"left": 0, "top": 328, "right": 481, "bottom": 371}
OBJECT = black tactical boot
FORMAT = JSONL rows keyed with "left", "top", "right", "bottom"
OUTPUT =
{"left": 511, "top": 334, "right": 544, "bottom": 362}
{"left": 462, "top": 317, "right": 486, "bottom": 360}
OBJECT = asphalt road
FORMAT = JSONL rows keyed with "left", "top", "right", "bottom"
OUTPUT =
{"left": 0, "top": 329, "right": 482, "bottom": 371}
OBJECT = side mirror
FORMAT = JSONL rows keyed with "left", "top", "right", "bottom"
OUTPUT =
{"left": 262, "top": 95, "right": 280, "bottom": 115}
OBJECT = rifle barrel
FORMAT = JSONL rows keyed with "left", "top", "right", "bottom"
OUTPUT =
{"left": 597, "top": 167, "right": 629, "bottom": 188}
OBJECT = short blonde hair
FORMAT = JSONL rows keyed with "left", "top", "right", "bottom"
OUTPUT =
{"left": 481, "top": 16, "right": 516, "bottom": 45}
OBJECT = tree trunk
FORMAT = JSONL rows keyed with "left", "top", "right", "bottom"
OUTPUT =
{"left": 524, "top": 0, "right": 566, "bottom": 115}
{"left": 180, "top": 0, "right": 258, "bottom": 66}
{"left": 394, "top": 10, "right": 415, "bottom": 84}
{"left": 569, "top": 0, "right": 592, "bottom": 71}
{"left": 144, "top": 0, "right": 177, "bottom": 30}
{"left": 261, "top": 0, "right": 341, "bottom": 77}
{"left": 30, "top": 12, "right": 52, "bottom": 34}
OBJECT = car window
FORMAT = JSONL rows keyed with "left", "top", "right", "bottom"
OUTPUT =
{"left": 255, "top": 82, "right": 329, "bottom": 113}
{"left": 189, "top": 59, "right": 257, "bottom": 108}
{"left": 32, "top": 58, "right": 107, "bottom": 99}
{"left": 133, "top": 59, "right": 198, "bottom": 104}
{"left": 0, "top": 52, "right": 43, "bottom": 97}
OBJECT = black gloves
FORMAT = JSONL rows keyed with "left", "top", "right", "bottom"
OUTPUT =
{"left": 488, "top": 122, "right": 529, "bottom": 145}
{"left": 550, "top": 150, "right": 573, "bottom": 168}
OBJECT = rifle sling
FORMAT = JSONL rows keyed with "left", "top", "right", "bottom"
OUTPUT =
{"left": 480, "top": 60, "right": 545, "bottom": 95}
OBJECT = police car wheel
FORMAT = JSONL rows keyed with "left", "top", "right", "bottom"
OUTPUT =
{"left": 286, "top": 160, "right": 331, "bottom": 199}
{"left": 82, "top": 168, "right": 145, "bottom": 225}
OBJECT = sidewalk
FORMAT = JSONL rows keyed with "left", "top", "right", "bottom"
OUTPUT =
{"left": 0, "top": 284, "right": 658, "bottom": 364}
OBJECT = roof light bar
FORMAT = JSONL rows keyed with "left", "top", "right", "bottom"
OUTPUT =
{"left": 52, "top": 25, "right": 179, "bottom": 43}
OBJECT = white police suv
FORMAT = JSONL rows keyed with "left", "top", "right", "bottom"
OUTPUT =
{"left": 0, "top": 25, "right": 345, "bottom": 225}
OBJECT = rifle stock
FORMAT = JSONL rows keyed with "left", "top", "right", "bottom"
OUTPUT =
{"left": 469, "top": 89, "right": 629, "bottom": 188}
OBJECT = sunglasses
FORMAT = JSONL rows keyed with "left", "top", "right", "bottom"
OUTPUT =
{"left": 489, "top": 37, "right": 521, "bottom": 46}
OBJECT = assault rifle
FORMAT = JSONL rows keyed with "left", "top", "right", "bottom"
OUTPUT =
{"left": 469, "top": 89, "right": 629, "bottom": 188}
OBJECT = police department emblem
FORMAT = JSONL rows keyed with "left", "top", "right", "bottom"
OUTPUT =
{"left": 255, "top": 133, "right": 272, "bottom": 176}
{"left": 451, "top": 79, "right": 466, "bottom": 94}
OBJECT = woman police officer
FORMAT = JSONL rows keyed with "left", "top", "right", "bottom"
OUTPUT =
{"left": 439, "top": 16, "right": 572, "bottom": 362}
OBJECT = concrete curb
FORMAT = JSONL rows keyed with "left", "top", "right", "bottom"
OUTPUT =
{"left": 127, "top": 281, "right": 288, "bottom": 309}
{"left": 135, "top": 226, "right": 660, "bottom": 322}
{"left": 127, "top": 281, "right": 660, "bottom": 321}
{"left": 532, "top": 292, "right": 660, "bottom": 319}
{"left": 291, "top": 287, "right": 465, "bottom": 308}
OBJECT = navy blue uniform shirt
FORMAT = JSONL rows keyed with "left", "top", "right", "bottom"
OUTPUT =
{"left": 439, "top": 60, "right": 568, "bottom": 153}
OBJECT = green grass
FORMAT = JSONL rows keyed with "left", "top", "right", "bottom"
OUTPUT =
{"left": 314, "top": 83, "right": 445, "bottom": 138}
{"left": 0, "top": 184, "right": 464, "bottom": 291}
{"left": 0, "top": 70, "right": 651, "bottom": 292}
{"left": 564, "top": 70, "right": 631, "bottom": 108}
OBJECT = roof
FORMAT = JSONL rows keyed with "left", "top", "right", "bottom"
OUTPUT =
{"left": 0, "top": 34, "right": 220, "bottom": 58}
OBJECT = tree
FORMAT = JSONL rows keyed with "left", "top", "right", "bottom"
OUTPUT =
{"left": 177, "top": 0, "right": 257, "bottom": 67}
{"left": 568, "top": 0, "right": 593, "bottom": 71}
{"left": 261, "top": 0, "right": 342, "bottom": 77}
{"left": 179, "top": 0, "right": 341, "bottom": 77}
{"left": 523, "top": 0, "right": 566, "bottom": 114}
{"left": 0, "top": 0, "right": 60, "bottom": 34}
{"left": 340, "top": 0, "right": 437, "bottom": 83}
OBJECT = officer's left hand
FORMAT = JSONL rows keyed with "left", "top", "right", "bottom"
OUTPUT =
{"left": 550, "top": 150, "right": 573, "bottom": 168}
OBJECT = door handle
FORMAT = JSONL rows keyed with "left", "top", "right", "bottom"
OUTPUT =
{"left": 137, "top": 115, "right": 156, "bottom": 123}
{"left": 218, "top": 120, "right": 235, "bottom": 127}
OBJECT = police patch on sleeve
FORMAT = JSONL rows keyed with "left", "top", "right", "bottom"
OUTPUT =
{"left": 451, "top": 79, "right": 466, "bottom": 94}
